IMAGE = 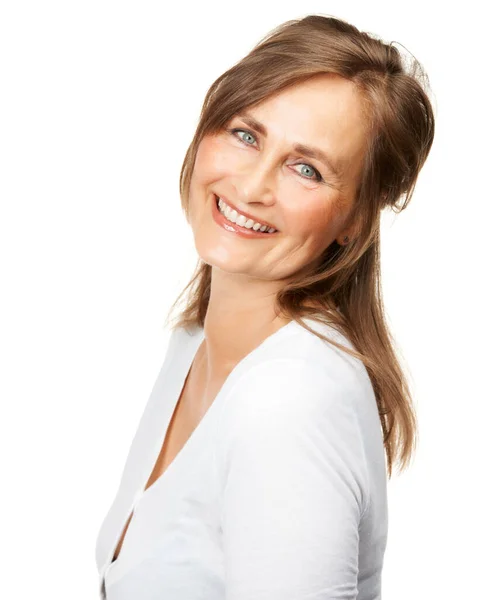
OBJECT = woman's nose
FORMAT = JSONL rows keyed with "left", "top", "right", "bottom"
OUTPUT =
{"left": 235, "top": 156, "right": 278, "bottom": 206}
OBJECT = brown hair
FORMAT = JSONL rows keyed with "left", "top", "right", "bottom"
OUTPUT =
{"left": 164, "top": 14, "right": 435, "bottom": 479}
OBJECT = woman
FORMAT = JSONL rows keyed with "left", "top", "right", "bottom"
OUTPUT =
{"left": 95, "top": 14, "right": 435, "bottom": 600}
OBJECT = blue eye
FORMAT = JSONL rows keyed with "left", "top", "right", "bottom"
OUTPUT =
{"left": 232, "top": 129, "right": 257, "bottom": 146}
{"left": 228, "top": 128, "right": 324, "bottom": 183}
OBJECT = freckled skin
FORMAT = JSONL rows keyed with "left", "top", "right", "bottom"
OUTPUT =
{"left": 188, "top": 73, "right": 368, "bottom": 281}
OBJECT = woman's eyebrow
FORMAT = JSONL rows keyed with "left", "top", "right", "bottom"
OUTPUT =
{"left": 235, "top": 112, "right": 346, "bottom": 181}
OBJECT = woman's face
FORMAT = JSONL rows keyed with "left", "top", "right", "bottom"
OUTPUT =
{"left": 187, "top": 73, "right": 368, "bottom": 281}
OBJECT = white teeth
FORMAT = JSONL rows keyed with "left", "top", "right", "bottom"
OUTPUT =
{"left": 216, "top": 197, "right": 277, "bottom": 233}
{"left": 235, "top": 214, "right": 247, "bottom": 227}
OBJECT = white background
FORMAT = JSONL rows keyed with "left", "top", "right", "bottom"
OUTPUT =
{"left": 1, "top": 1, "right": 498, "bottom": 598}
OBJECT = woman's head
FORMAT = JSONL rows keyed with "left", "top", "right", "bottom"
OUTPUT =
{"left": 188, "top": 72, "right": 368, "bottom": 282}
{"left": 170, "top": 14, "right": 435, "bottom": 477}
{"left": 179, "top": 15, "right": 434, "bottom": 293}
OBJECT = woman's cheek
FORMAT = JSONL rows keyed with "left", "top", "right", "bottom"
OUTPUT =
{"left": 291, "top": 199, "right": 338, "bottom": 244}
{"left": 203, "top": 137, "right": 239, "bottom": 177}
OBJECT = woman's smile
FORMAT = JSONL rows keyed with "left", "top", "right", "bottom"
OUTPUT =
{"left": 211, "top": 193, "right": 280, "bottom": 239}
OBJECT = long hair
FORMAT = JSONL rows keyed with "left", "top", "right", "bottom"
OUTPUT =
{"left": 164, "top": 14, "right": 435, "bottom": 479}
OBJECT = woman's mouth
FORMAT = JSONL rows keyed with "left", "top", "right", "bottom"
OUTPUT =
{"left": 211, "top": 194, "right": 279, "bottom": 238}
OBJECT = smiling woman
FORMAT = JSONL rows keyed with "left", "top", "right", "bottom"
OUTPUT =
{"left": 95, "top": 13, "right": 435, "bottom": 600}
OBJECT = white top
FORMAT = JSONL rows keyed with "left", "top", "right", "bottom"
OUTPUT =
{"left": 95, "top": 317, "right": 388, "bottom": 600}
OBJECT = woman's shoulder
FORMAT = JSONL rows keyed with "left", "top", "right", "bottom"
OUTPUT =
{"left": 221, "top": 319, "right": 371, "bottom": 417}
{"left": 217, "top": 317, "right": 380, "bottom": 453}
{"left": 215, "top": 325, "right": 376, "bottom": 520}
{"left": 252, "top": 317, "right": 372, "bottom": 395}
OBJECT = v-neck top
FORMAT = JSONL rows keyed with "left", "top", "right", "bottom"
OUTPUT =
{"left": 94, "top": 317, "right": 388, "bottom": 600}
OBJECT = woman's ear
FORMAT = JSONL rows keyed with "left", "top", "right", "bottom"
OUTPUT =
{"left": 335, "top": 203, "right": 362, "bottom": 246}
{"left": 336, "top": 222, "right": 359, "bottom": 246}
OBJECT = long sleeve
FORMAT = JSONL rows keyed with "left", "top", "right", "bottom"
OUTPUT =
{"left": 219, "top": 358, "right": 371, "bottom": 600}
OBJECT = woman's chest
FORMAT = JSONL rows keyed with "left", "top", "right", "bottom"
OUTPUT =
{"left": 112, "top": 371, "right": 223, "bottom": 558}
{"left": 144, "top": 383, "right": 209, "bottom": 491}
{"left": 103, "top": 410, "right": 224, "bottom": 593}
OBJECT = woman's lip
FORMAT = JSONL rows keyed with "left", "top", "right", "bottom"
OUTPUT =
{"left": 211, "top": 194, "right": 279, "bottom": 238}
{"left": 214, "top": 194, "right": 278, "bottom": 231}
